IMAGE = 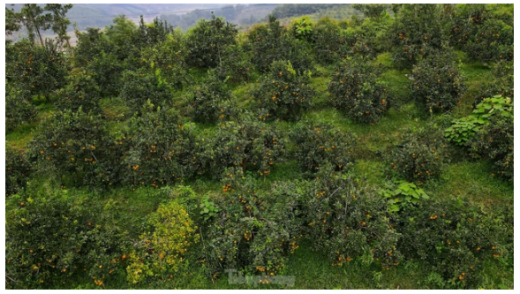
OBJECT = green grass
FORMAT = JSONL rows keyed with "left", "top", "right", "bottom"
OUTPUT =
{"left": 425, "top": 161, "right": 513, "bottom": 205}
{"left": 100, "top": 97, "right": 130, "bottom": 121}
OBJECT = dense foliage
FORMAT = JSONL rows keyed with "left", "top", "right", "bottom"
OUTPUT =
{"left": 292, "top": 122, "right": 356, "bottom": 175}
{"left": 202, "top": 177, "right": 303, "bottom": 277}
{"left": 204, "top": 118, "right": 285, "bottom": 179}
{"left": 329, "top": 58, "right": 390, "bottom": 123}
{"left": 126, "top": 200, "right": 198, "bottom": 284}
{"left": 388, "top": 127, "right": 449, "bottom": 185}
{"left": 27, "top": 109, "right": 123, "bottom": 188}
{"left": 185, "top": 13, "right": 238, "bottom": 69}
{"left": 6, "top": 189, "right": 131, "bottom": 289}
{"left": 410, "top": 52, "right": 465, "bottom": 113}
{"left": 303, "top": 167, "right": 402, "bottom": 269}
{"left": 396, "top": 197, "right": 513, "bottom": 288}
{"left": 254, "top": 60, "right": 315, "bottom": 121}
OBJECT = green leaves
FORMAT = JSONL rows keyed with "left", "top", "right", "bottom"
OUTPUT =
{"left": 329, "top": 58, "right": 390, "bottom": 123}
{"left": 185, "top": 13, "right": 238, "bottom": 69}
{"left": 388, "top": 126, "right": 449, "bottom": 185}
{"left": 382, "top": 180, "right": 430, "bottom": 212}
{"left": 254, "top": 60, "right": 315, "bottom": 121}
{"left": 445, "top": 96, "right": 513, "bottom": 146}
{"left": 199, "top": 195, "right": 220, "bottom": 222}
{"left": 292, "top": 122, "right": 356, "bottom": 176}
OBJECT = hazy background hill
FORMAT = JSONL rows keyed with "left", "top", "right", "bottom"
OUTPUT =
{"left": 6, "top": 3, "right": 359, "bottom": 43}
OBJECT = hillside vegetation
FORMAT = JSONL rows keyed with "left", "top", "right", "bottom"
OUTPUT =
{"left": 5, "top": 4, "right": 514, "bottom": 290}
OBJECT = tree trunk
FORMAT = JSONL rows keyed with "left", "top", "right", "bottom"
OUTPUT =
{"left": 66, "top": 38, "right": 74, "bottom": 58}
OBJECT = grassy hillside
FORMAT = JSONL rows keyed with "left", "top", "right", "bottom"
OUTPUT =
{"left": 5, "top": 4, "right": 514, "bottom": 290}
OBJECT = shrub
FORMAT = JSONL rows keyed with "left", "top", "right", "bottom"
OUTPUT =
{"left": 216, "top": 44, "right": 253, "bottom": 84}
{"left": 449, "top": 4, "right": 514, "bottom": 64}
{"left": 410, "top": 52, "right": 465, "bottom": 113}
{"left": 311, "top": 17, "right": 342, "bottom": 64}
{"left": 187, "top": 71, "right": 238, "bottom": 123}
{"left": 120, "top": 69, "right": 172, "bottom": 114}
{"left": 86, "top": 51, "right": 124, "bottom": 98}
{"left": 329, "top": 58, "right": 390, "bottom": 123}
{"left": 467, "top": 113, "right": 513, "bottom": 181}
{"left": 445, "top": 96, "right": 513, "bottom": 146}
{"left": 388, "top": 127, "right": 449, "bottom": 185}
{"left": 465, "top": 19, "right": 513, "bottom": 64}
{"left": 289, "top": 16, "right": 314, "bottom": 41}
{"left": 140, "top": 30, "right": 189, "bottom": 89}
{"left": 5, "top": 85, "right": 38, "bottom": 132}
{"left": 27, "top": 108, "right": 125, "bottom": 188}
{"left": 204, "top": 118, "right": 285, "bottom": 179}
{"left": 390, "top": 4, "right": 446, "bottom": 69}
{"left": 303, "top": 166, "right": 402, "bottom": 269}
{"left": 338, "top": 16, "right": 393, "bottom": 60}
{"left": 126, "top": 201, "right": 198, "bottom": 285}
{"left": 380, "top": 180, "right": 430, "bottom": 212}
{"left": 292, "top": 122, "right": 356, "bottom": 175}
{"left": 185, "top": 13, "right": 238, "bottom": 69}
{"left": 55, "top": 71, "right": 102, "bottom": 113}
{"left": 396, "top": 197, "right": 513, "bottom": 288}
{"left": 6, "top": 148, "right": 32, "bottom": 197}
{"left": 202, "top": 174, "right": 303, "bottom": 277}
{"left": 5, "top": 39, "right": 68, "bottom": 98}
{"left": 448, "top": 4, "right": 487, "bottom": 50}
{"left": 122, "top": 103, "right": 201, "bottom": 188}
{"left": 245, "top": 15, "right": 314, "bottom": 74}
{"left": 73, "top": 27, "right": 114, "bottom": 68}
{"left": 254, "top": 60, "right": 315, "bottom": 121}
{"left": 6, "top": 190, "right": 131, "bottom": 289}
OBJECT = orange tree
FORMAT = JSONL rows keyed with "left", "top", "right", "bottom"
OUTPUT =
{"left": 203, "top": 118, "right": 285, "bottom": 179}
{"left": 339, "top": 15, "right": 393, "bottom": 61}
{"left": 5, "top": 189, "right": 131, "bottom": 289}
{"left": 185, "top": 13, "right": 238, "bottom": 69}
{"left": 201, "top": 172, "right": 304, "bottom": 277}
{"left": 410, "top": 52, "right": 465, "bottom": 114}
{"left": 387, "top": 126, "right": 449, "bottom": 185}
{"left": 139, "top": 30, "right": 189, "bottom": 90}
{"left": 27, "top": 108, "right": 126, "bottom": 189}
{"left": 73, "top": 27, "right": 114, "bottom": 68}
{"left": 245, "top": 15, "right": 314, "bottom": 74}
{"left": 122, "top": 103, "right": 202, "bottom": 189}
{"left": 126, "top": 200, "right": 198, "bottom": 285}
{"left": 6, "top": 147, "right": 32, "bottom": 197}
{"left": 311, "top": 17, "right": 342, "bottom": 64}
{"left": 396, "top": 196, "right": 513, "bottom": 288}
{"left": 187, "top": 70, "right": 238, "bottom": 123}
{"left": 448, "top": 4, "right": 488, "bottom": 51}
{"left": 119, "top": 69, "right": 173, "bottom": 114}
{"left": 254, "top": 60, "right": 315, "bottom": 121}
{"left": 467, "top": 113, "right": 513, "bottom": 181}
{"left": 216, "top": 44, "right": 253, "bottom": 84}
{"left": 449, "top": 4, "right": 513, "bottom": 63}
{"left": 464, "top": 18, "right": 513, "bottom": 64}
{"left": 302, "top": 165, "right": 402, "bottom": 269}
{"left": 389, "top": 4, "right": 446, "bottom": 69}
{"left": 55, "top": 70, "right": 102, "bottom": 113}
{"left": 328, "top": 58, "right": 390, "bottom": 123}
{"left": 85, "top": 50, "right": 124, "bottom": 98}
{"left": 5, "top": 39, "right": 68, "bottom": 99}
{"left": 6, "top": 84, "right": 38, "bottom": 132}
{"left": 292, "top": 122, "right": 356, "bottom": 176}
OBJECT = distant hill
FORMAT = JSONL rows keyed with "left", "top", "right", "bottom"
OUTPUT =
{"left": 6, "top": 3, "right": 358, "bottom": 43}
{"left": 6, "top": 3, "right": 226, "bottom": 42}
{"left": 158, "top": 4, "right": 279, "bottom": 30}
